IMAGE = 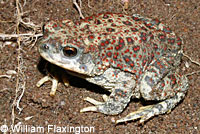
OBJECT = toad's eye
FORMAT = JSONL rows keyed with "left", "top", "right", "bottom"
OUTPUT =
{"left": 63, "top": 46, "right": 77, "bottom": 57}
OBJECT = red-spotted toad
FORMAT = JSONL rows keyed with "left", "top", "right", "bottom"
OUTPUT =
{"left": 37, "top": 13, "right": 189, "bottom": 123}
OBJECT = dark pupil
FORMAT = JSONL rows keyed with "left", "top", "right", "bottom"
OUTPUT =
{"left": 63, "top": 47, "right": 77, "bottom": 57}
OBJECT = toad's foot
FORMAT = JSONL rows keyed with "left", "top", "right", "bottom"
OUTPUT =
{"left": 36, "top": 75, "right": 69, "bottom": 96}
{"left": 80, "top": 95, "right": 109, "bottom": 112}
{"left": 36, "top": 76, "right": 59, "bottom": 96}
{"left": 116, "top": 92, "right": 186, "bottom": 124}
{"left": 80, "top": 88, "right": 132, "bottom": 115}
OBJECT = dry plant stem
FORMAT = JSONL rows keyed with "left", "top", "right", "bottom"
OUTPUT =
{"left": 11, "top": 0, "right": 26, "bottom": 127}
{"left": 0, "top": 75, "right": 11, "bottom": 79}
{"left": 185, "top": 70, "right": 200, "bottom": 76}
{"left": 182, "top": 52, "right": 200, "bottom": 76}
{"left": 0, "top": 33, "right": 43, "bottom": 40}
{"left": 73, "top": 0, "right": 85, "bottom": 19}
{"left": 183, "top": 52, "right": 200, "bottom": 66}
{"left": 88, "top": 0, "right": 92, "bottom": 8}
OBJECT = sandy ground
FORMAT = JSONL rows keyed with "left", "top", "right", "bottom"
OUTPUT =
{"left": 0, "top": 0, "right": 200, "bottom": 134}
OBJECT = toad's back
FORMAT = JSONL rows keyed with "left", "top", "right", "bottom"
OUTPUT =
{"left": 73, "top": 13, "right": 182, "bottom": 78}
{"left": 43, "top": 13, "right": 183, "bottom": 78}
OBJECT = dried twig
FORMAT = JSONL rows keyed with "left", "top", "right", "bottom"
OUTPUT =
{"left": 182, "top": 52, "right": 200, "bottom": 76}
{"left": 10, "top": 0, "right": 31, "bottom": 128}
{"left": 88, "top": 0, "right": 92, "bottom": 8}
{"left": 73, "top": 0, "right": 85, "bottom": 19}
{"left": 0, "top": 75, "right": 11, "bottom": 79}
{"left": 183, "top": 52, "right": 200, "bottom": 66}
{"left": 0, "top": 33, "right": 42, "bottom": 40}
{"left": 185, "top": 70, "right": 200, "bottom": 76}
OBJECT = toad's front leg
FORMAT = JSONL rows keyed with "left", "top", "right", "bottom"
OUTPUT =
{"left": 36, "top": 73, "right": 69, "bottom": 96}
{"left": 80, "top": 84, "right": 133, "bottom": 115}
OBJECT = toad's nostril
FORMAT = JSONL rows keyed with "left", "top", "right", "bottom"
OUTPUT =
{"left": 43, "top": 44, "right": 49, "bottom": 50}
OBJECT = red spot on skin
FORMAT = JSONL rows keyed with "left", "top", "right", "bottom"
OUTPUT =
{"left": 166, "top": 27, "right": 171, "bottom": 31}
{"left": 120, "top": 39, "right": 124, "bottom": 43}
{"left": 139, "top": 55, "right": 142, "bottom": 59}
{"left": 147, "top": 44, "right": 151, "bottom": 47}
{"left": 161, "top": 83, "right": 165, "bottom": 87}
{"left": 151, "top": 53, "right": 154, "bottom": 58}
{"left": 117, "top": 64, "right": 123, "bottom": 69}
{"left": 166, "top": 80, "right": 169, "bottom": 84}
{"left": 98, "top": 37, "right": 101, "bottom": 40}
{"left": 146, "top": 23, "right": 151, "bottom": 27}
{"left": 107, "top": 52, "right": 112, "bottom": 57}
{"left": 89, "top": 35, "right": 94, "bottom": 39}
{"left": 134, "top": 17, "right": 139, "bottom": 20}
{"left": 133, "top": 47, "right": 137, "bottom": 51}
{"left": 134, "top": 37, "right": 138, "bottom": 40}
{"left": 125, "top": 30, "right": 129, "bottom": 33}
{"left": 133, "top": 54, "right": 136, "bottom": 57}
{"left": 142, "top": 36, "right": 146, "bottom": 41}
{"left": 53, "top": 24, "right": 58, "bottom": 28}
{"left": 133, "top": 70, "right": 137, "bottom": 73}
{"left": 156, "top": 52, "right": 160, "bottom": 55}
{"left": 160, "top": 35, "right": 165, "bottom": 39}
{"left": 115, "top": 46, "right": 119, "bottom": 50}
{"left": 105, "top": 40, "right": 109, "bottom": 44}
{"left": 130, "top": 63, "right": 134, "bottom": 67}
{"left": 139, "top": 70, "right": 142, "bottom": 74}
{"left": 177, "top": 42, "right": 181, "bottom": 45}
{"left": 111, "top": 40, "right": 116, "bottom": 44}
{"left": 125, "top": 49, "right": 129, "bottom": 53}
{"left": 108, "top": 28, "right": 112, "bottom": 32}
{"left": 127, "top": 37, "right": 132, "bottom": 42}
{"left": 125, "top": 58, "right": 130, "bottom": 62}
{"left": 164, "top": 92, "right": 167, "bottom": 96}
{"left": 142, "top": 60, "right": 146, "bottom": 66}
{"left": 112, "top": 36, "right": 116, "bottom": 39}
{"left": 133, "top": 46, "right": 140, "bottom": 52}
{"left": 172, "top": 80, "right": 176, "bottom": 84}
{"left": 101, "top": 42, "right": 105, "bottom": 46}
{"left": 113, "top": 55, "right": 117, "bottom": 59}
